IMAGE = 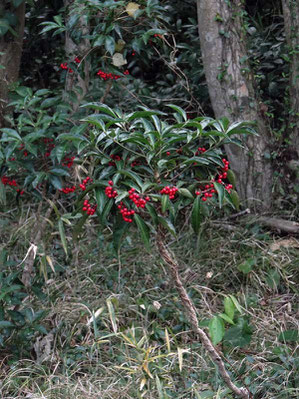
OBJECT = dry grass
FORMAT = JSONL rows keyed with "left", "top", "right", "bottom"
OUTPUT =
{"left": 0, "top": 210, "right": 298, "bottom": 399}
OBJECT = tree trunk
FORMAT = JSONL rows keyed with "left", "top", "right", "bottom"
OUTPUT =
{"left": 0, "top": 1, "right": 25, "bottom": 127}
{"left": 282, "top": 0, "right": 299, "bottom": 158}
{"left": 197, "top": 0, "right": 273, "bottom": 210}
{"left": 63, "top": 0, "right": 90, "bottom": 111}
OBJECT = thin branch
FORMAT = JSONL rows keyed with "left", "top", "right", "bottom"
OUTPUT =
{"left": 156, "top": 228, "right": 251, "bottom": 399}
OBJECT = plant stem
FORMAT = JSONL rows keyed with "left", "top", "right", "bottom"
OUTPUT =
{"left": 156, "top": 228, "right": 251, "bottom": 399}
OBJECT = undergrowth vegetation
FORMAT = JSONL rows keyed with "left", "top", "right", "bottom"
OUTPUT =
{"left": 0, "top": 207, "right": 298, "bottom": 398}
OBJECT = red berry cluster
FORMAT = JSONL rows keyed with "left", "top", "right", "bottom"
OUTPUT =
{"left": 105, "top": 180, "right": 118, "bottom": 198}
{"left": 97, "top": 69, "right": 130, "bottom": 80}
{"left": 1, "top": 176, "right": 17, "bottom": 187}
{"left": 117, "top": 202, "right": 135, "bottom": 223}
{"left": 195, "top": 184, "right": 216, "bottom": 202}
{"left": 62, "top": 156, "right": 75, "bottom": 168}
{"left": 131, "top": 160, "right": 141, "bottom": 167}
{"left": 221, "top": 158, "right": 229, "bottom": 172}
{"left": 74, "top": 57, "right": 81, "bottom": 64}
{"left": 43, "top": 138, "right": 55, "bottom": 157}
{"left": 128, "top": 188, "right": 150, "bottom": 208}
{"left": 60, "top": 186, "right": 76, "bottom": 194}
{"left": 195, "top": 147, "right": 206, "bottom": 155}
{"left": 160, "top": 186, "right": 178, "bottom": 200}
{"left": 60, "top": 62, "right": 73, "bottom": 73}
{"left": 154, "top": 34, "right": 163, "bottom": 38}
{"left": 79, "top": 176, "right": 92, "bottom": 191}
{"left": 195, "top": 158, "right": 233, "bottom": 201}
{"left": 109, "top": 154, "right": 122, "bottom": 167}
{"left": 82, "top": 199, "right": 97, "bottom": 215}
{"left": 1, "top": 176, "right": 24, "bottom": 195}
{"left": 18, "top": 143, "right": 28, "bottom": 157}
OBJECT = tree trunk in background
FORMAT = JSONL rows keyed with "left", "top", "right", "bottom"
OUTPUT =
{"left": 0, "top": 2, "right": 25, "bottom": 127}
{"left": 64, "top": 0, "right": 90, "bottom": 111}
{"left": 197, "top": 0, "right": 273, "bottom": 210}
{"left": 282, "top": 0, "right": 299, "bottom": 158}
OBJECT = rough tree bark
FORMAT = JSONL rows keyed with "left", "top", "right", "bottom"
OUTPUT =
{"left": 0, "top": 1, "right": 25, "bottom": 127}
{"left": 197, "top": 0, "right": 273, "bottom": 210}
{"left": 282, "top": 0, "right": 299, "bottom": 157}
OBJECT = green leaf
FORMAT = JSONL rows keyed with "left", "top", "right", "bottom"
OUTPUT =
{"left": 219, "top": 313, "right": 235, "bottom": 325}
{"left": 81, "top": 102, "right": 117, "bottom": 117}
{"left": 40, "top": 97, "right": 59, "bottom": 109}
{"left": 229, "top": 189, "right": 240, "bottom": 211}
{"left": 229, "top": 295, "right": 242, "bottom": 313}
{"left": 95, "top": 188, "right": 107, "bottom": 215}
{"left": 224, "top": 319, "right": 253, "bottom": 348}
{"left": 101, "top": 198, "right": 114, "bottom": 224}
{"left": 0, "top": 19, "right": 9, "bottom": 36}
{"left": 115, "top": 169, "right": 143, "bottom": 189}
{"left": 178, "top": 188, "right": 194, "bottom": 199}
{"left": 0, "top": 128, "right": 21, "bottom": 141}
{"left": 226, "top": 169, "right": 236, "bottom": 187}
{"left": 161, "top": 194, "right": 170, "bottom": 214}
{"left": 209, "top": 316, "right": 225, "bottom": 345}
{"left": 265, "top": 269, "right": 280, "bottom": 289}
{"left": 238, "top": 258, "right": 255, "bottom": 274}
{"left": 49, "top": 175, "right": 62, "bottom": 190}
{"left": 146, "top": 203, "right": 158, "bottom": 226}
{"left": 157, "top": 216, "right": 176, "bottom": 237}
{"left": 58, "top": 219, "right": 68, "bottom": 256}
{"left": 191, "top": 196, "right": 202, "bottom": 234}
{"left": 105, "top": 36, "right": 115, "bottom": 55}
{"left": 16, "top": 86, "right": 32, "bottom": 97}
{"left": 166, "top": 104, "right": 187, "bottom": 121}
{"left": 134, "top": 214, "right": 150, "bottom": 250}
{"left": 49, "top": 168, "right": 70, "bottom": 177}
{"left": 213, "top": 182, "right": 224, "bottom": 208}
{"left": 224, "top": 296, "right": 235, "bottom": 320}
{"left": 278, "top": 329, "right": 298, "bottom": 342}
{"left": 113, "top": 221, "right": 130, "bottom": 252}
{"left": 127, "top": 110, "right": 165, "bottom": 121}
{"left": 93, "top": 34, "right": 105, "bottom": 47}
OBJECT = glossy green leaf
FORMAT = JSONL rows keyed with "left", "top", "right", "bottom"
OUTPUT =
{"left": 0, "top": 128, "right": 21, "bottom": 141}
{"left": 229, "top": 189, "right": 240, "bottom": 211}
{"left": 191, "top": 196, "right": 201, "bottom": 234}
{"left": 166, "top": 104, "right": 187, "bottom": 121}
{"left": 178, "top": 188, "right": 194, "bottom": 199}
{"left": 146, "top": 203, "right": 158, "bottom": 226}
{"left": 105, "top": 36, "right": 115, "bottom": 55}
{"left": 213, "top": 182, "right": 224, "bottom": 208}
{"left": 161, "top": 194, "right": 170, "bottom": 214}
{"left": 226, "top": 169, "right": 236, "bottom": 187}
{"left": 157, "top": 216, "right": 176, "bottom": 237}
{"left": 134, "top": 214, "right": 150, "bottom": 250}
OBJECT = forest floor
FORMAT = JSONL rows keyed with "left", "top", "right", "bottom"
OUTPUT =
{"left": 0, "top": 212, "right": 298, "bottom": 399}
